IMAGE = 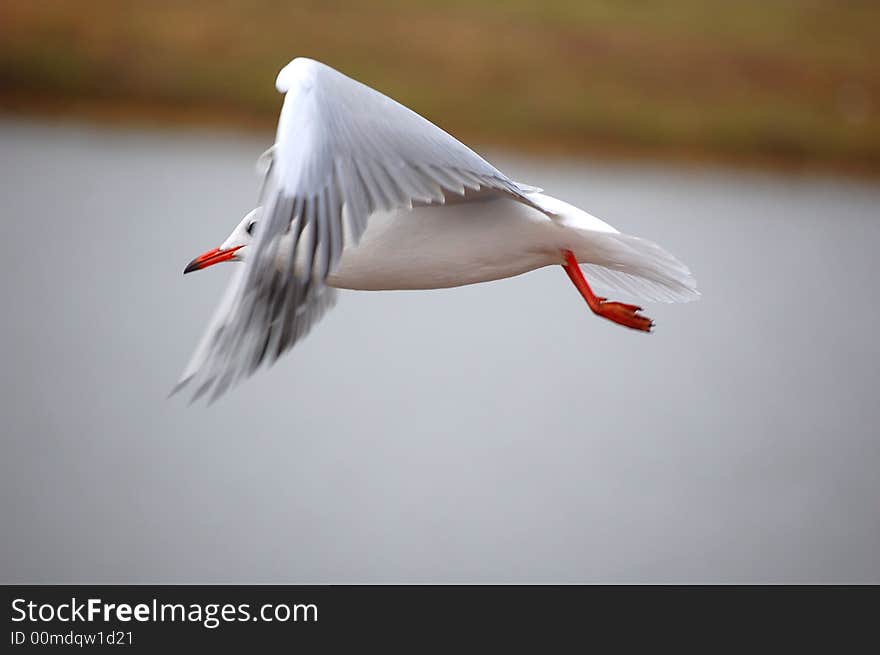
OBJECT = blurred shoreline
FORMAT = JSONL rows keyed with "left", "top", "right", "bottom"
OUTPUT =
{"left": 4, "top": 96, "right": 879, "bottom": 182}
{"left": 2, "top": 0, "right": 878, "bottom": 178}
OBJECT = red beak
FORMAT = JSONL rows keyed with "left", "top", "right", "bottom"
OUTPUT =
{"left": 183, "top": 246, "right": 243, "bottom": 274}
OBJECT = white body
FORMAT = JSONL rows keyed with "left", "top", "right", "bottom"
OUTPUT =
{"left": 327, "top": 193, "right": 609, "bottom": 290}
{"left": 220, "top": 191, "right": 697, "bottom": 302}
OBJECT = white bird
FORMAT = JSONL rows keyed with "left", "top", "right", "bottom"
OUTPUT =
{"left": 175, "top": 58, "right": 699, "bottom": 401}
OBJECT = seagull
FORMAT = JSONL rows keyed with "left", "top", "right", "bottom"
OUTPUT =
{"left": 175, "top": 57, "right": 699, "bottom": 401}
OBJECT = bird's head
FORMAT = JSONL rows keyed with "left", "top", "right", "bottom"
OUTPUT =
{"left": 183, "top": 208, "right": 260, "bottom": 274}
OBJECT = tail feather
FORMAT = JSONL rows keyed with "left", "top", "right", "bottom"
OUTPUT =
{"left": 525, "top": 191, "right": 699, "bottom": 304}
{"left": 577, "top": 232, "right": 699, "bottom": 303}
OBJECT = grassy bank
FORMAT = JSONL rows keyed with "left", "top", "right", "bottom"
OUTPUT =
{"left": 1, "top": 1, "right": 878, "bottom": 172}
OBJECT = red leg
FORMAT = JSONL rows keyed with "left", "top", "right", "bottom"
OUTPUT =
{"left": 561, "top": 249, "right": 653, "bottom": 332}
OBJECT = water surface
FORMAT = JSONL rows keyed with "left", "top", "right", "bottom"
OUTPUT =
{"left": 1, "top": 119, "right": 878, "bottom": 582}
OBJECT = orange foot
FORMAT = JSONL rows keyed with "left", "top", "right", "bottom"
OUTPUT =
{"left": 590, "top": 299, "right": 654, "bottom": 332}
{"left": 561, "top": 249, "right": 654, "bottom": 332}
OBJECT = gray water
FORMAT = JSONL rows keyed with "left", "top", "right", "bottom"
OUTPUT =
{"left": 1, "top": 118, "right": 878, "bottom": 583}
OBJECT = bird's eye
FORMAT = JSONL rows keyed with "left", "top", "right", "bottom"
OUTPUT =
{"left": 246, "top": 221, "right": 256, "bottom": 236}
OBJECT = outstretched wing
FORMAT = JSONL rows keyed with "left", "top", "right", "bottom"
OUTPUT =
{"left": 174, "top": 58, "right": 543, "bottom": 401}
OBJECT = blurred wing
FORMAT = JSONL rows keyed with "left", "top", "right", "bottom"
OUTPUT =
{"left": 171, "top": 262, "right": 338, "bottom": 403}
{"left": 174, "top": 58, "right": 544, "bottom": 401}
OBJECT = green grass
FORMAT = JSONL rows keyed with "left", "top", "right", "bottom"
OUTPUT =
{"left": 1, "top": 0, "right": 878, "bottom": 172}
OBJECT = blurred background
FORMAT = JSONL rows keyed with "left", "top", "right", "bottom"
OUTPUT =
{"left": 1, "top": 1, "right": 878, "bottom": 583}
{"left": 2, "top": 0, "right": 878, "bottom": 171}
